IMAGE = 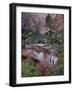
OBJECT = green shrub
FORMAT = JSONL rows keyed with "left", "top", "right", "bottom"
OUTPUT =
{"left": 21, "top": 58, "right": 40, "bottom": 77}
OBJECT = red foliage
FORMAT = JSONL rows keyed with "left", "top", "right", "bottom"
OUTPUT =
{"left": 36, "top": 60, "right": 48, "bottom": 75}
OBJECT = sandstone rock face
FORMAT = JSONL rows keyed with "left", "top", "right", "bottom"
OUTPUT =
{"left": 22, "top": 12, "right": 64, "bottom": 34}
